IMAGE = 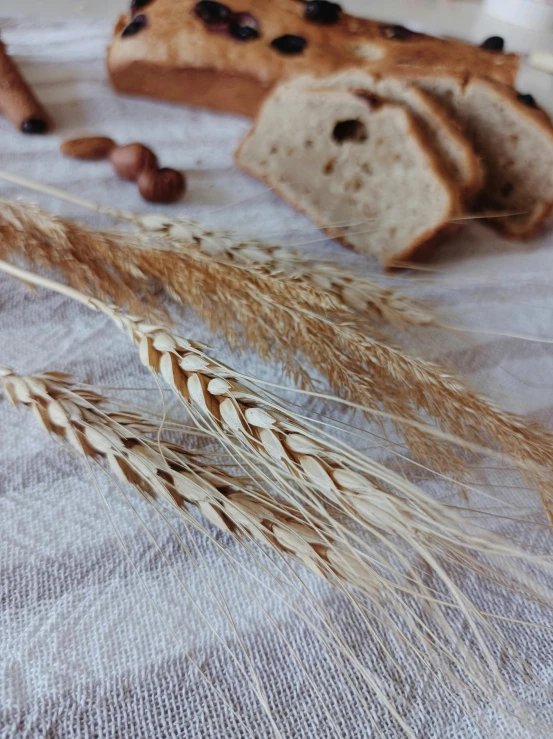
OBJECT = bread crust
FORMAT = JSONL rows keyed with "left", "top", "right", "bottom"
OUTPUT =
{"left": 404, "top": 84, "right": 484, "bottom": 202}
{"left": 108, "top": 0, "right": 520, "bottom": 115}
{"left": 110, "top": 59, "right": 271, "bottom": 118}
{"left": 235, "top": 89, "right": 462, "bottom": 268}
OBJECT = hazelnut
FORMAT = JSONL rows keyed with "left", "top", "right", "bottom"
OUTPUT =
{"left": 137, "top": 168, "right": 186, "bottom": 203}
{"left": 109, "top": 143, "right": 158, "bottom": 181}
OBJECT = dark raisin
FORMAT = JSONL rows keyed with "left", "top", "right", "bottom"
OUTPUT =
{"left": 333, "top": 120, "right": 367, "bottom": 143}
{"left": 194, "top": 1, "right": 231, "bottom": 26}
{"left": 501, "top": 182, "right": 514, "bottom": 198}
{"left": 130, "top": 0, "right": 152, "bottom": 13}
{"left": 518, "top": 92, "right": 537, "bottom": 108}
{"left": 229, "top": 12, "right": 260, "bottom": 41}
{"left": 271, "top": 34, "right": 307, "bottom": 55}
{"left": 20, "top": 117, "right": 48, "bottom": 134}
{"left": 382, "top": 24, "right": 414, "bottom": 40}
{"left": 122, "top": 14, "right": 148, "bottom": 36}
{"left": 305, "top": 1, "right": 342, "bottom": 25}
{"left": 481, "top": 36, "right": 504, "bottom": 52}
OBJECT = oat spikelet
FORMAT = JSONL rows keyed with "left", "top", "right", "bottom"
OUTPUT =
{"left": 1, "top": 204, "right": 553, "bottom": 495}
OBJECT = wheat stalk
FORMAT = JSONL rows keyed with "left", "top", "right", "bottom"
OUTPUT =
{"left": 0, "top": 257, "right": 550, "bottom": 548}
{"left": 3, "top": 366, "right": 552, "bottom": 734}
{"left": 0, "top": 367, "right": 364, "bottom": 586}
{"left": 1, "top": 201, "right": 553, "bottom": 494}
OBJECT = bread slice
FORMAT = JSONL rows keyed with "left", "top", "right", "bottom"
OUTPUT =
{"left": 107, "top": 0, "right": 520, "bottom": 119}
{"left": 236, "top": 87, "right": 461, "bottom": 267}
{"left": 410, "top": 73, "right": 553, "bottom": 238}
{"left": 283, "top": 70, "right": 483, "bottom": 202}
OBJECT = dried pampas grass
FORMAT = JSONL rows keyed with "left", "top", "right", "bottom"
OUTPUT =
{"left": 2, "top": 201, "right": 553, "bottom": 501}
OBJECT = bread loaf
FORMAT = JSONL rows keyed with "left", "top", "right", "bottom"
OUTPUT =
{"left": 107, "top": 0, "right": 520, "bottom": 118}
{"left": 236, "top": 87, "right": 461, "bottom": 267}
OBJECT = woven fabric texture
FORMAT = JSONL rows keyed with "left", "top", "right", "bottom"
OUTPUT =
{"left": 1, "top": 17, "right": 553, "bottom": 739}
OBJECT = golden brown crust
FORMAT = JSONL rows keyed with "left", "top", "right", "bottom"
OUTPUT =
{"left": 401, "top": 83, "right": 484, "bottom": 202}
{"left": 107, "top": 0, "right": 520, "bottom": 115}
{"left": 390, "top": 69, "right": 553, "bottom": 238}
{"left": 476, "top": 75, "right": 553, "bottom": 131}
{"left": 109, "top": 60, "right": 270, "bottom": 118}
{"left": 378, "top": 111, "right": 462, "bottom": 267}
{"left": 474, "top": 77, "right": 553, "bottom": 238}
{"left": 498, "top": 204, "right": 553, "bottom": 239}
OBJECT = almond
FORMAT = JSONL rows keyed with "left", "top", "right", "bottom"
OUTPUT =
{"left": 60, "top": 136, "right": 116, "bottom": 161}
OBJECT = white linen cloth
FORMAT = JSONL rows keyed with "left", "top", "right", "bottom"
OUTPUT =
{"left": 1, "top": 17, "right": 553, "bottom": 739}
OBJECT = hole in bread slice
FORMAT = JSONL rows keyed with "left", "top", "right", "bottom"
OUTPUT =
{"left": 333, "top": 119, "right": 368, "bottom": 144}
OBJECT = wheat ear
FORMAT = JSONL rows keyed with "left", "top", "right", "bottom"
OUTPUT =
{"left": 0, "top": 167, "right": 434, "bottom": 329}
{"left": 1, "top": 202, "right": 553, "bottom": 492}
{"left": 134, "top": 212, "right": 434, "bottom": 329}
{"left": 0, "top": 367, "right": 365, "bottom": 587}
{"left": 3, "top": 366, "right": 552, "bottom": 734}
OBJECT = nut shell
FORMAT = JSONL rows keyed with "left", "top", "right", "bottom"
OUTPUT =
{"left": 60, "top": 136, "right": 116, "bottom": 160}
{"left": 137, "top": 168, "right": 186, "bottom": 203}
{"left": 110, "top": 143, "right": 158, "bottom": 181}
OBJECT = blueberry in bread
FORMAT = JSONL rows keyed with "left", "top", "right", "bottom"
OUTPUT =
{"left": 236, "top": 86, "right": 461, "bottom": 267}
{"left": 107, "top": 0, "right": 520, "bottom": 118}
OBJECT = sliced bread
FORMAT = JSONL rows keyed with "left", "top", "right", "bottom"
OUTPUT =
{"left": 410, "top": 73, "right": 553, "bottom": 238}
{"left": 283, "top": 70, "right": 483, "bottom": 202}
{"left": 236, "top": 87, "right": 461, "bottom": 267}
